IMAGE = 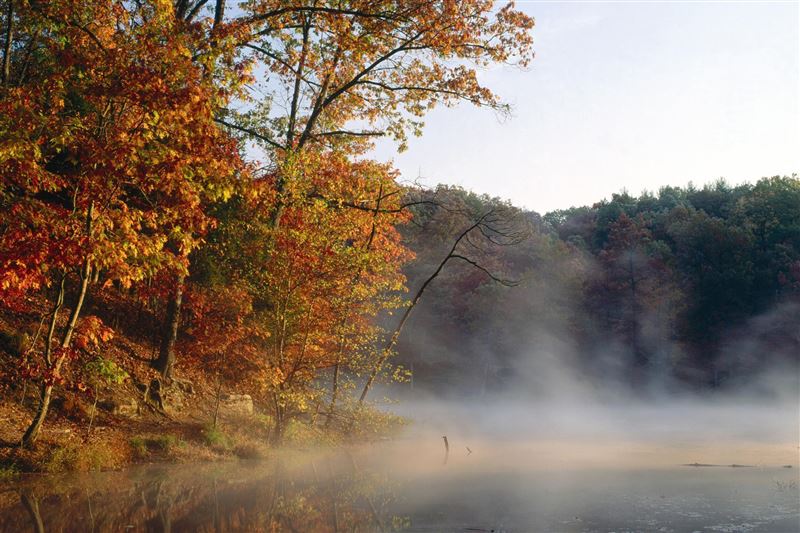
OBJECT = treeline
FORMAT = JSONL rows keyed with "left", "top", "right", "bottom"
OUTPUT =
{"left": 397, "top": 177, "right": 800, "bottom": 395}
{"left": 0, "top": 1, "right": 534, "bottom": 445}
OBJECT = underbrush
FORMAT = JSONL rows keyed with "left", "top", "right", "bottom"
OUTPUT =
{"left": 45, "top": 441, "right": 107, "bottom": 473}
{"left": 129, "top": 434, "right": 184, "bottom": 460}
{"left": 201, "top": 421, "right": 270, "bottom": 460}
{"left": 9, "top": 438, "right": 126, "bottom": 479}
{"left": 0, "top": 463, "right": 20, "bottom": 481}
{"left": 333, "top": 404, "right": 408, "bottom": 442}
{"left": 201, "top": 424, "right": 230, "bottom": 450}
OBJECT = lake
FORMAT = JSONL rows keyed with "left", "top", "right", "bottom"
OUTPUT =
{"left": 1, "top": 433, "right": 797, "bottom": 532}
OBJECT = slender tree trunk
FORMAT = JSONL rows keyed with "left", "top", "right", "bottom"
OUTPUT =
{"left": 88, "top": 395, "right": 98, "bottom": 435}
{"left": 22, "top": 384, "right": 53, "bottom": 447}
{"left": 22, "top": 204, "right": 93, "bottom": 446}
{"left": 357, "top": 251, "right": 449, "bottom": 404}
{"left": 2, "top": 0, "right": 12, "bottom": 86}
{"left": 212, "top": 376, "right": 222, "bottom": 429}
{"left": 324, "top": 362, "right": 340, "bottom": 430}
{"left": 154, "top": 274, "right": 184, "bottom": 380}
{"left": 356, "top": 212, "right": 498, "bottom": 405}
{"left": 271, "top": 391, "right": 283, "bottom": 444}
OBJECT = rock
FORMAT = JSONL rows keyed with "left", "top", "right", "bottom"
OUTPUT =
{"left": 172, "top": 378, "right": 195, "bottom": 395}
{"left": 98, "top": 398, "right": 138, "bottom": 416}
{"left": 147, "top": 378, "right": 165, "bottom": 410}
{"left": 219, "top": 393, "right": 253, "bottom": 416}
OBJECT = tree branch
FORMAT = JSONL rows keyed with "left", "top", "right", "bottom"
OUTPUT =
{"left": 214, "top": 117, "right": 285, "bottom": 150}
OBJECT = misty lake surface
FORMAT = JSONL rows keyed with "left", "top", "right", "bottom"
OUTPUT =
{"left": 1, "top": 436, "right": 798, "bottom": 533}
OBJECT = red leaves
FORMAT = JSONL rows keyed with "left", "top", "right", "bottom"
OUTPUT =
{"left": 73, "top": 316, "right": 114, "bottom": 351}
{"left": 1, "top": 0, "right": 245, "bottom": 306}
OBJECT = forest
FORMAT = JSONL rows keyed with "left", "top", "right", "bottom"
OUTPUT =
{"left": 0, "top": 0, "right": 797, "bottom": 476}
{"left": 397, "top": 178, "right": 800, "bottom": 397}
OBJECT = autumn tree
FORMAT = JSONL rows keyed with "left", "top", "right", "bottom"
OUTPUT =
{"left": 183, "top": 151, "right": 412, "bottom": 441}
{"left": 153, "top": 0, "right": 536, "bottom": 379}
{"left": 0, "top": 0, "right": 242, "bottom": 444}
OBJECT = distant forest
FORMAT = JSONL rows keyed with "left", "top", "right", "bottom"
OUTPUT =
{"left": 397, "top": 176, "right": 800, "bottom": 396}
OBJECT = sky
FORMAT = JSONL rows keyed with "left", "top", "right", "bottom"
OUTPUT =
{"left": 370, "top": 1, "right": 800, "bottom": 214}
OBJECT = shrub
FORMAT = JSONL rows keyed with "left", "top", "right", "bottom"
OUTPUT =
{"left": 147, "top": 434, "right": 181, "bottom": 453}
{"left": 0, "top": 463, "right": 20, "bottom": 481}
{"left": 129, "top": 434, "right": 183, "bottom": 459}
{"left": 43, "top": 440, "right": 114, "bottom": 473}
{"left": 202, "top": 424, "right": 230, "bottom": 449}
{"left": 129, "top": 436, "right": 148, "bottom": 460}
{"left": 233, "top": 442, "right": 267, "bottom": 460}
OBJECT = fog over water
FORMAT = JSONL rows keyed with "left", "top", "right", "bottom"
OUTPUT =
{"left": 384, "top": 368, "right": 800, "bottom": 472}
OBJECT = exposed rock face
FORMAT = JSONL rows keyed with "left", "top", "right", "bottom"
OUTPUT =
{"left": 219, "top": 394, "right": 253, "bottom": 416}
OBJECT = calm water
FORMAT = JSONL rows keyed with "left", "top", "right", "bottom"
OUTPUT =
{"left": 0, "top": 437, "right": 798, "bottom": 532}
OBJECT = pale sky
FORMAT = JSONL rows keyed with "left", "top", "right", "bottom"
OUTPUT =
{"left": 371, "top": 1, "right": 800, "bottom": 214}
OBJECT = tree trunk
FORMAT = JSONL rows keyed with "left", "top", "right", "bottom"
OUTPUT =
{"left": 22, "top": 204, "right": 93, "bottom": 447}
{"left": 324, "top": 362, "right": 340, "bottom": 430}
{"left": 154, "top": 274, "right": 184, "bottom": 380}
{"left": 21, "top": 384, "right": 53, "bottom": 447}
{"left": 358, "top": 217, "right": 487, "bottom": 405}
{"left": 356, "top": 211, "right": 507, "bottom": 405}
{"left": 2, "top": 0, "right": 12, "bottom": 86}
{"left": 271, "top": 392, "right": 284, "bottom": 444}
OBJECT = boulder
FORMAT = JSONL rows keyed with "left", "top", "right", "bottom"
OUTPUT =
{"left": 99, "top": 398, "right": 138, "bottom": 416}
{"left": 219, "top": 393, "right": 253, "bottom": 416}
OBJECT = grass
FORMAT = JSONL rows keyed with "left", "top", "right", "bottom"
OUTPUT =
{"left": 232, "top": 442, "right": 267, "bottom": 460}
{"left": 129, "top": 434, "right": 183, "bottom": 460}
{"left": 42, "top": 439, "right": 115, "bottom": 473}
{"left": 202, "top": 424, "right": 230, "bottom": 449}
{"left": 0, "top": 463, "right": 20, "bottom": 481}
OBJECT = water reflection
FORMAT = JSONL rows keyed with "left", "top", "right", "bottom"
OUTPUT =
{"left": 2, "top": 451, "right": 404, "bottom": 532}
{"left": 1, "top": 442, "right": 798, "bottom": 532}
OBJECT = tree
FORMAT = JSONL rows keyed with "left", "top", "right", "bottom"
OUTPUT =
{"left": 182, "top": 151, "right": 413, "bottom": 441}
{"left": 219, "top": 0, "right": 534, "bottom": 223}
{"left": 357, "top": 197, "right": 526, "bottom": 404}
{"left": 587, "top": 214, "right": 681, "bottom": 384}
{"left": 155, "top": 0, "right": 536, "bottom": 379}
{"left": 0, "top": 0, "right": 242, "bottom": 444}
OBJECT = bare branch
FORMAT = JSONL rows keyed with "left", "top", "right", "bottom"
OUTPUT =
{"left": 450, "top": 254, "right": 519, "bottom": 286}
{"left": 214, "top": 117, "right": 285, "bottom": 150}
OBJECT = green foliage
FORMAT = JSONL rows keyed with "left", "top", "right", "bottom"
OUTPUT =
{"left": 129, "top": 434, "right": 183, "bottom": 459}
{"left": 129, "top": 437, "right": 148, "bottom": 460}
{"left": 0, "top": 463, "right": 20, "bottom": 481}
{"left": 402, "top": 175, "right": 800, "bottom": 392}
{"left": 202, "top": 424, "right": 230, "bottom": 449}
{"left": 84, "top": 357, "right": 128, "bottom": 389}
